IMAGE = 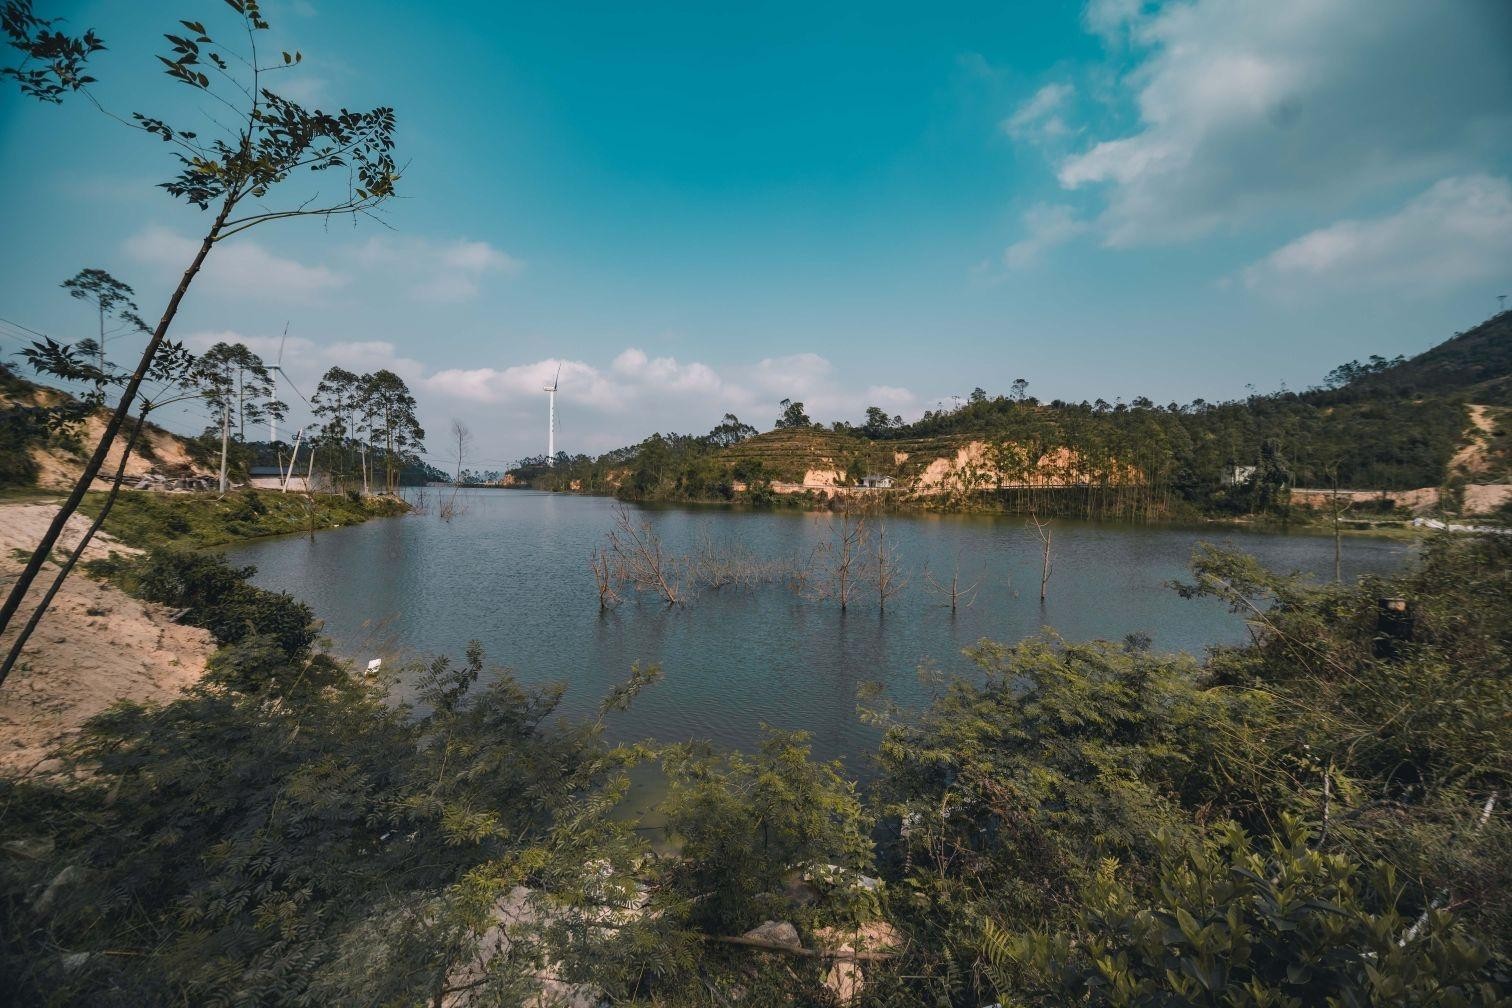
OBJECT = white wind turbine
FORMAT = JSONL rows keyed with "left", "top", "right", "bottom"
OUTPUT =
{"left": 544, "top": 362, "right": 561, "bottom": 466}
{"left": 270, "top": 324, "right": 288, "bottom": 446}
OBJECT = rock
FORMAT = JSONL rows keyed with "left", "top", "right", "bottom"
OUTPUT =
{"left": 742, "top": 919, "right": 802, "bottom": 950}
{"left": 3, "top": 836, "right": 55, "bottom": 860}
{"left": 35, "top": 863, "right": 83, "bottom": 914}
{"left": 813, "top": 922, "right": 905, "bottom": 1005}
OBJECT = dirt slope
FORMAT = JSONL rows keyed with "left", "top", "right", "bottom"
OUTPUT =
{"left": 1, "top": 382, "right": 208, "bottom": 490}
{"left": 0, "top": 502, "right": 213, "bottom": 775}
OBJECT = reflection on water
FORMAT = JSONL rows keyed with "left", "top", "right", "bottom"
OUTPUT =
{"left": 225, "top": 491, "right": 1412, "bottom": 768}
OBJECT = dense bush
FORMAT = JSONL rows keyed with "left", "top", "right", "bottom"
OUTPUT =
{"left": 988, "top": 818, "right": 1507, "bottom": 1007}
{"left": 83, "top": 489, "right": 410, "bottom": 550}
{"left": 94, "top": 548, "right": 317, "bottom": 658}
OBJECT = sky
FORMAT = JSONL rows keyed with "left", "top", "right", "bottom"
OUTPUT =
{"left": 1, "top": 0, "right": 1510, "bottom": 471}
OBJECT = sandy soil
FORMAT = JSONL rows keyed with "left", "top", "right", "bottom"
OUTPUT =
{"left": 1450, "top": 404, "right": 1496, "bottom": 478}
{"left": 1463, "top": 483, "right": 1512, "bottom": 515}
{"left": 0, "top": 502, "right": 213, "bottom": 775}
{"left": 1290, "top": 486, "right": 1442, "bottom": 514}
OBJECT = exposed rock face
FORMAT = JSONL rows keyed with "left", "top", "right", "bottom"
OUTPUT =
{"left": 741, "top": 919, "right": 802, "bottom": 950}
{"left": 814, "top": 921, "right": 904, "bottom": 1004}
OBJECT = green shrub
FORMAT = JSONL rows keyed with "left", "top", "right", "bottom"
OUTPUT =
{"left": 986, "top": 816, "right": 1509, "bottom": 1007}
{"left": 660, "top": 729, "right": 875, "bottom": 934}
{"left": 119, "top": 548, "right": 316, "bottom": 658}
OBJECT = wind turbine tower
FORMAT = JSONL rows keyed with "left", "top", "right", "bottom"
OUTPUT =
{"left": 271, "top": 324, "right": 288, "bottom": 445}
{"left": 544, "top": 363, "right": 561, "bottom": 466}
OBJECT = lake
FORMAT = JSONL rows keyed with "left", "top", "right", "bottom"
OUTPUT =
{"left": 225, "top": 490, "right": 1412, "bottom": 768}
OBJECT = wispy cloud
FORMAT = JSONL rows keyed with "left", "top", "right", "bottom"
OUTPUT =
{"left": 355, "top": 236, "right": 523, "bottom": 303}
{"left": 1001, "top": 203, "right": 1090, "bottom": 269}
{"left": 1241, "top": 174, "right": 1512, "bottom": 296}
{"left": 1002, "top": 82, "right": 1075, "bottom": 143}
{"left": 126, "top": 226, "right": 344, "bottom": 300}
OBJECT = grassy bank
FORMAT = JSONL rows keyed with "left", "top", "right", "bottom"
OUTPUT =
{"left": 79, "top": 489, "right": 409, "bottom": 549}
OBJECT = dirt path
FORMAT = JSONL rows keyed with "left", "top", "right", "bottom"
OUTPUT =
{"left": 0, "top": 502, "right": 213, "bottom": 775}
{"left": 1450, "top": 404, "right": 1496, "bottom": 477}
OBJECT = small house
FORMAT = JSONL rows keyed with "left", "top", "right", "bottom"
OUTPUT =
{"left": 858, "top": 474, "right": 893, "bottom": 489}
{"left": 1222, "top": 465, "right": 1257, "bottom": 487}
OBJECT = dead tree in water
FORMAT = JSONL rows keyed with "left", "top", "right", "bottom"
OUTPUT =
{"left": 814, "top": 507, "right": 868, "bottom": 611}
{"left": 923, "top": 550, "right": 979, "bottom": 613}
{"left": 1028, "top": 511, "right": 1053, "bottom": 602}
{"left": 589, "top": 548, "right": 622, "bottom": 609}
{"left": 605, "top": 506, "right": 682, "bottom": 605}
{"left": 440, "top": 419, "right": 473, "bottom": 522}
{"left": 871, "top": 521, "right": 907, "bottom": 613}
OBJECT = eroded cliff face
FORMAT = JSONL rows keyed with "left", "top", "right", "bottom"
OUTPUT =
{"left": 762, "top": 438, "right": 1144, "bottom": 498}
{"left": 0, "top": 384, "right": 209, "bottom": 490}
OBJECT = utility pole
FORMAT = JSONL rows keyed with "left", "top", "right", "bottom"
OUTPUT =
{"left": 282, "top": 428, "right": 303, "bottom": 492}
{"left": 96, "top": 300, "right": 106, "bottom": 374}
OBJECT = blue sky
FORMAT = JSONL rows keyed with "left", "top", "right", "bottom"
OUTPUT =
{"left": 2, "top": 0, "right": 1510, "bottom": 468}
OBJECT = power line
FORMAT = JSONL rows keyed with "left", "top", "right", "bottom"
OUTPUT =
{"left": 0, "top": 315, "right": 52, "bottom": 342}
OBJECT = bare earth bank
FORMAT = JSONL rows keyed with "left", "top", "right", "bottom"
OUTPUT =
{"left": 0, "top": 502, "right": 213, "bottom": 775}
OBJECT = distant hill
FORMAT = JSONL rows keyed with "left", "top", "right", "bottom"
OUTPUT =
{"left": 516, "top": 312, "right": 1511, "bottom": 517}
{"left": 1311, "top": 310, "right": 1512, "bottom": 406}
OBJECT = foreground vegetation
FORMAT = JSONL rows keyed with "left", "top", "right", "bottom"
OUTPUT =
{"left": 1, "top": 528, "right": 1506, "bottom": 1005}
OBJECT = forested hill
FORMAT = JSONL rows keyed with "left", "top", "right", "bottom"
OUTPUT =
{"left": 1306, "top": 310, "right": 1511, "bottom": 406}
{"left": 514, "top": 313, "right": 1510, "bottom": 517}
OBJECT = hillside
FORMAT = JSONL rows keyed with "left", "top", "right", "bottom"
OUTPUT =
{"left": 518, "top": 312, "right": 1511, "bottom": 519}
{"left": 0, "top": 367, "right": 211, "bottom": 491}
{"left": 1311, "top": 310, "right": 1512, "bottom": 406}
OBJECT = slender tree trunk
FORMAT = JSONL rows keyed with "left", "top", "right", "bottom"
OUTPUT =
{"left": 0, "top": 411, "right": 148, "bottom": 684}
{"left": 0, "top": 196, "right": 233, "bottom": 656}
{"left": 1040, "top": 529, "right": 1051, "bottom": 602}
{"left": 219, "top": 401, "right": 230, "bottom": 494}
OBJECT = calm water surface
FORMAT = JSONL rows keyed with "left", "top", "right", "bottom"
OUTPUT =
{"left": 225, "top": 491, "right": 1411, "bottom": 767}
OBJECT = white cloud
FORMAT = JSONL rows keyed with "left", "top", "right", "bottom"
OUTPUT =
{"left": 355, "top": 236, "right": 522, "bottom": 303}
{"left": 1241, "top": 175, "right": 1512, "bottom": 295}
{"left": 1057, "top": 0, "right": 1512, "bottom": 246}
{"left": 1082, "top": 0, "right": 1146, "bottom": 42}
{"left": 126, "top": 226, "right": 344, "bottom": 299}
{"left": 1002, "top": 203, "right": 1090, "bottom": 268}
{"left": 1003, "top": 82, "right": 1074, "bottom": 142}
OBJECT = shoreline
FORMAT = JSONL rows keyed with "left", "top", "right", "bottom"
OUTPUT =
{"left": 0, "top": 492, "right": 409, "bottom": 775}
{"left": 491, "top": 484, "right": 1450, "bottom": 540}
